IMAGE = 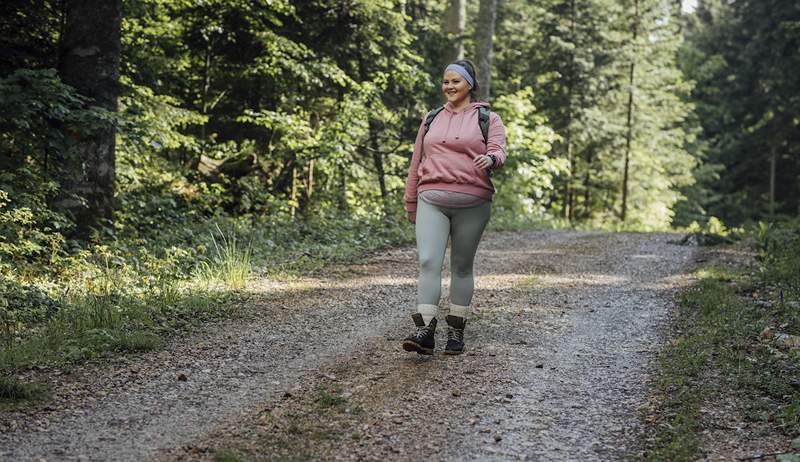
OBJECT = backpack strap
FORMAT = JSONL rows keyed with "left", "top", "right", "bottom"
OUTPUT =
{"left": 423, "top": 106, "right": 445, "bottom": 138}
{"left": 477, "top": 106, "right": 490, "bottom": 144}
{"left": 423, "top": 105, "right": 490, "bottom": 144}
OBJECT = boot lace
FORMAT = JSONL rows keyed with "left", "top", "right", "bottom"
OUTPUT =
{"left": 413, "top": 326, "right": 431, "bottom": 340}
{"left": 447, "top": 327, "right": 464, "bottom": 343}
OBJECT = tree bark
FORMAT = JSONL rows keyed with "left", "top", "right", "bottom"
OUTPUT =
{"left": 443, "top": 0, "right": 466, "bottom": 66}
{"left": 57, "top": 0, "right": 121, "bottom": 237}
{"left": 563, "top": 0, "right": 577, "bottom": 221}
{"left": 338, "top": 162, "right": 348, "bottom": 211}
{"left": 369, "top": 120, "right": 388, "bottom": 201}
{"left": 769, "top": 148, "right": 776, "bottom": 218}
{"left": 621, "top": 0, "right": 639, "bottom": 223}
{"left": 306, "top": 159, "right": 314, "bottom": 204}
{"left": 475, "top": 0, "right": 498, "bottom": 100}
{"left": 582, "top": 147, "right": 593, "bottom": 218}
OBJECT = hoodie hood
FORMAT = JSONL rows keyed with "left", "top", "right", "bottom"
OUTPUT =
{"left": 444, "top": 101, "right": 490, "bottom": 113}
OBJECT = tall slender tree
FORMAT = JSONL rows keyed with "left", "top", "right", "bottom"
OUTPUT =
{"left": 57, "top": 0, "right": 122, "bottom": 236}
{"left": 475, "top": 0, "right": 498, "bottom": 100}
{"left": 620, "top": 0, "right": 639, "bottom": 222}
{"left": 443, "top": 0, "right": 466, "bottom": 65}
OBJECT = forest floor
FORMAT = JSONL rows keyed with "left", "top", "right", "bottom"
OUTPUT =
{"left": 0, "top": 230, "right": 789, "bottom": 461}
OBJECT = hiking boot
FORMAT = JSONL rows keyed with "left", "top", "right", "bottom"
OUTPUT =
{"left": 443, "top": 315, "right": 466, "bottom": 355}
{"left": 402, "top": 313, "right": 437, "bottom": 355}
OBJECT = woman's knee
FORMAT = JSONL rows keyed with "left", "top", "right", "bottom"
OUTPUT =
{"left": 419, "top": 253, "right": 443, "bottom": 274}
{"left": 450, "top": 256, "right": 474, "bottom": 278}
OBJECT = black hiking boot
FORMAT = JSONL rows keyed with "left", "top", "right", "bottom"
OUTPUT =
{"left": 402, "top": 313, "right": 437, "bottom": 355}
{"left": 443, "top": 315, "right": 466, "bottom": 355}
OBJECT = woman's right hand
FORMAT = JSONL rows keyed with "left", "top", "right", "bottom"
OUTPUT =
{"left": 407, "top": 211, "right": 416, "bottom": 223}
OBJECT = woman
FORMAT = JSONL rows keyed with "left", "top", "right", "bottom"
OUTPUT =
{"left": 402, "top": 59, "right": 507, "bottom": 356}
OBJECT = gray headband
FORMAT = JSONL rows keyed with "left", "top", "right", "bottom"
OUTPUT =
{"left": 445, "top": 64, "right": 474, "bottom": 89}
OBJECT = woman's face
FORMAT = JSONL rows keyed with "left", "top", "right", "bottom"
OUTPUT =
{"left": 442, "top": 70, "right": 471, "bottom": 105}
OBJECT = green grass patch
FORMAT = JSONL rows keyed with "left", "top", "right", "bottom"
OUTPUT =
{"left": 213, "top": 449, "right": 248, "bottom": 462}
{"left": 0, "top": 375, "right": 48, "bottom": 400}
{"left": 313, "top": 385, "right": 347, "bottom": 408}
{"left": 195, "top": 225, "right": 252, "bottom": 290}
{"left": 0, "top": 375, "right": 49, "bottom": 407}
{"left": 0, "top": 285, "right": 231, "bottom": 373}
{"left": 645, "top": 222, "right": 800, "bottom": 461}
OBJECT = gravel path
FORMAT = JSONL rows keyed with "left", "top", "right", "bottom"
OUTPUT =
{"left": 0, "top": 230, "right": 696, "bottom": 461}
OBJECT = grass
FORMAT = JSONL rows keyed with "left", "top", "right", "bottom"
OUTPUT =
{"left": 196, "top": 225, "right": 252, "bottom": 290}
{"left": 313, "top": 385, "right": 347, "bottom": 408}
{"left": 644, "top": 223, "right": 800, "bottom": 461}
{"left": 213, "top": 449, "right": 248, "bottom": 462}
{"left": 0, "top": 375, "right": 49, "bottom": 408}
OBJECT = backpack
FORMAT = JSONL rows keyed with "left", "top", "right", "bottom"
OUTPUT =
{"left": 423, "top": 106, "right": 491, "bottom": 144}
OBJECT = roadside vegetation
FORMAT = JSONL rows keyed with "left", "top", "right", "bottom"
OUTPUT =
{"left": 643, "top": 220, "right": 800, "bottom": 461}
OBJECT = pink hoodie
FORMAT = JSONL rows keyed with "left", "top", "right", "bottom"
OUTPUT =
{"left": 404, "top": 101, "right": 507, "bottom": 213}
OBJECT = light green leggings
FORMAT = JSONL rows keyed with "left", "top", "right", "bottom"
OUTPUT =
{"left": 415, "top": 196, "right": 492, "bottom": 321}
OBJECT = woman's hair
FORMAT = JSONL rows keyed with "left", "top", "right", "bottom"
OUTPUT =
{"left": 450, "top": 59, "right": 481, "bottom": 101}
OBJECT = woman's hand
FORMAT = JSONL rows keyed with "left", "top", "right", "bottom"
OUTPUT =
{"left": 407, "top": 211, "right": 416, "bottom": 223}
{"left": 473, "top": 154, "right": 493, "bottom": 170}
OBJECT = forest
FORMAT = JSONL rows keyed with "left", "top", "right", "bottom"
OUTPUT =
{"left": 0, "top": 0, "right": 799, "bottom": 451}
{"left": 1, "top": 0, "right": 799, "bottom": 460}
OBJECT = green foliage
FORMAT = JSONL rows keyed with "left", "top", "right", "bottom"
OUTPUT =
{"left": 491, "top": 87, "right": 565, "bottom": 218}
{"left": 0, "top": 375, "right": 49, "bottom": 403}
{"left": 492, "top": 0, "right": 696, "bottom": 230}
{"left": 647, "top": 222, "right": 800, "bottom": 459}
{"left": 681, "top": 0, "right": 800, "bottom": 224}
{"left": 196, "top": 225, "right": 252, "bottom": 290}
{"left": 753, "top": 220, "right": 800, "bottom": 300}
{"left": 0, "top": 69, "right": 113, "bottom": 265}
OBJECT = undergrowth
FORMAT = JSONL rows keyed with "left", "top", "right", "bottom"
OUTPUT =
{"left": 644, "top": 220, "right": 800, "bottom": 461}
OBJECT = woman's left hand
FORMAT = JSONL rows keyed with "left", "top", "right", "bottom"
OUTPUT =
{"left": 473, "top": 155, "right": 493, "bottom": 170}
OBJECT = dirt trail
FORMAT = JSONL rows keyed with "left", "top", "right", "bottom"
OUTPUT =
{"left": 0, "top": 230, "right": 696, "bottom": 461}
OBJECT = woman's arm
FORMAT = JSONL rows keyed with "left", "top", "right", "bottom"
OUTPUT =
{"left": 486, "top": 112, "right": 507, "bottom": 169}
{"left": 404, "top": 118, "right": 427, "bottom": 214}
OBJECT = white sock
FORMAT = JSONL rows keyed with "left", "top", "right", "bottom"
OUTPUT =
{"left": 449, "top": 303, "right": 470, "bottom": 319}
{"left": 417, "top": 304, "right": 439, "bottom": 325}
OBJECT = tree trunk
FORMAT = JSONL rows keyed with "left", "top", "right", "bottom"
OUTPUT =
{"left": 621, "top": 0, "right": 639, "bottom": 223}
{"left": 57, "top": 0, "right": 121, "bottom": 237}
{"left": 475, "top": 0, "right": 498, "bottom": 100}
{"left": 769, "top": 148, "right": 776, "bottom": 218}
{"left": 443, "top": 0, "right": 466, "bottom": 66}
{"left": 369, "top": 120, "right": 388, "bottom": 201}
{"left": 338, "top": 162, "right": 348, "bottom": 212}
{"left": 563, "top": 0, "right": 577, "bottom": 221}
{"left": 583, "top": 147, "right": 593, "bottom": 218}
{"left": 290, "top": 164, "right": 297, "bottom": 218}
{"left": 306, "top": 159, "right": 314, "bottom": 204}
{"left": 200, "top": 40, "right": 213, "bottom": 155}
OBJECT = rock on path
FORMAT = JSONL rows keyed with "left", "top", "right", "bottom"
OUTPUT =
{"left": 0, "top": 231, "right": 696, "bottom": 461}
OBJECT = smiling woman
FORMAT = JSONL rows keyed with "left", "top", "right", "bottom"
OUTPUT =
{"left": 401, "top": 59, "right": 508, "bottom": 356}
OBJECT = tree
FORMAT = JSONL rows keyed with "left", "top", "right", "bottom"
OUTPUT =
{"left": 443, "top": 0, "right": 466, "bottom": 66}
{"left": 57, "top": 0, "right": 122, "bottom": 236}
{"left": 680, "top": 0, "right": 800, "bottom": 223}
{"left": 475, "top": 0, "right": 498, "bottom": 100}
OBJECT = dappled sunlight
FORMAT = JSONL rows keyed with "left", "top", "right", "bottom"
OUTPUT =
{"left": 629, "top": 254, "right": 660, "bottom": 260}
{"left": 477, "top": 272, "right": 631, "bottom": 290}
{"left": 247, "top": 274, "right": 418, "bottom": 295}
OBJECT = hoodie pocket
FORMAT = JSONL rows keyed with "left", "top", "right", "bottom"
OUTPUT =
{"left": 425, "top": 152, "right": 481, "bottom": 184}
